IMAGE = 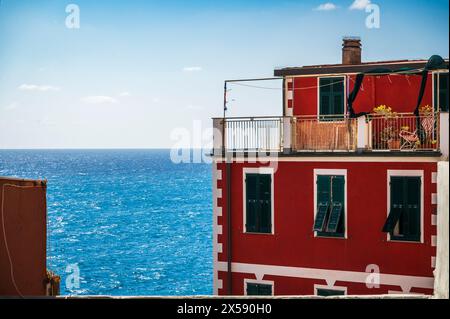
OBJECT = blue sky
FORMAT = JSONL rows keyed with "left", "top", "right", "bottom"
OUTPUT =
{"left": 0, "top": 0, "right": 448, "bottom": 148}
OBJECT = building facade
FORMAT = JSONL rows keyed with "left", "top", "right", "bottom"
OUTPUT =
{"left": 212, "top": 38, "right": 449, "bottom": 296}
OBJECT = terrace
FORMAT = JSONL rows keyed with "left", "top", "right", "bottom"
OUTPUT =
{"left": 212, "top": 112, "right": 447, "bottom": 156}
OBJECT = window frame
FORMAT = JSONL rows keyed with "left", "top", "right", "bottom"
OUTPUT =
{"left": 244, "top": 279, "right": 274, "bottom": 296}
{"left": 243, "top": 167, "right": 275, "bottom": 235}
{"left": 317, "top": 75, "right": 347, "bottom": 121}
{"left": 386, "top": 170, "right": 424, "bottom": 243}
{"left": 433, "top": 71, "right": 449, "bottom": 112}
{"left": 313, "top": 169, "right": 348, "bottom": 239}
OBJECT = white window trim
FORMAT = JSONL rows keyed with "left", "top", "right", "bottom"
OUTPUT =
{"left": 432, "top": 71, "right": 449, "bottom": 111}
{"left": 244, "top": 278, "right": 275, "bottom": 296}
{"left": 386, "top": 170, "right": 424, "bottom": 243}
{"left": 313, "top": 169, "right": 348, "bottom": 239}
{"left": 316, "top": 75, "right": 347, "bottom": 120}
{"left": 314, "top": 284, "right": 347, "bottom": 296}
{"left": 242, "top": 167, "right": 275, "bottom": 235}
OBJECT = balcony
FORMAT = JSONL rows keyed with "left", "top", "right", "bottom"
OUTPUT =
{"left": 212, "top": 112, "right": 447, "bottom": 156}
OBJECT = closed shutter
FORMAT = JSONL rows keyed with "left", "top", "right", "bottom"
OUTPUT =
{"left": 319, "top": 78, "right": 332, "bottom": 118}
{"left": 246, "top": 283, "right": 259, "bottom": 295}
{"left": 259, "top": 174, "right": 272, "bottom": 233}
{"left": 257, "top": 284, "right": 272, "bottom": 295}
{"left": 332, "top": 80, "right": 344, "bottom": 118}
{"left": 405, "top": 177, "right": 421, "bottom": 241}
{"left": 319, "top": 77, "right": 345, "bottom": 118}
{"left": 245, "top": 174, "right": 258, "bottom": 233}
{"left": 314, "top": 175, "right": 331, "bottom": 232}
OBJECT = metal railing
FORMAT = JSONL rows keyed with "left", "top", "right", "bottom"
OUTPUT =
{"left": 223, "top": 117, "right": 283, "bottom": 152}
{"left": 368, "top": 112, "right": 440, "bottom": 151}
{"left": 293, "top": 115, "right": 357, "bottom": 152}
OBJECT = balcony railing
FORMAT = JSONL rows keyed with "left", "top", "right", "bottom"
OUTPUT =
{"left": 293, "top": 115, "right": 357, "bottom": 152}
{"left": 212, "top": 112, "right": 445, "bottom": 155}
{"left": 368, "top": 112, "right": 440, "bottom": 151}
{"left": 223, "top": 117, "right": 283, "bottom": 152}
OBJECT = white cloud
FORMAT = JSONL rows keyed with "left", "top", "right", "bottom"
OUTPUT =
{"left": 119, "top": 92, "right": 131, "bottom": 97}
{"left": 81, "top": 96, "right": 119, "bottom": 104}
{"left": 349, "top": 0, "right": 371, "bottom": 10}
{"left": 314, "top": 3, "right": 338, "bottom": 11}
{"left": 186, "top": 104, "right": 204, "bottom": 111}
{"left": 183, "top": 66, "right": 202, "bottom": 72}
{"left": 18, "top": 84, "right": 60, "bottom": 91}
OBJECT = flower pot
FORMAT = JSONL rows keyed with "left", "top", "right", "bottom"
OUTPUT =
{"left": 387, "top": 139, "right": 400, "bottom": 150}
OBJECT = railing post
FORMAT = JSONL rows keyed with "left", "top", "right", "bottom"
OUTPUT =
{"left": 213, "top": 118, "right": 225, "bottom": 157}
{"left": 440, "top": 112, "right": 449, "bottom": 159}
{"left": 282, "top": 117, "right": 292, "bottom": 154}
{"left": 356, "top": 115, "right": 369, "bottom": 151}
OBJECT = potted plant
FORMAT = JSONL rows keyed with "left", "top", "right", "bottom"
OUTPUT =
{"left": 372, "top": 105, "right": 400, "bottom": 149}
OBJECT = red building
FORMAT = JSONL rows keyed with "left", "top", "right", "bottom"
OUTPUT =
{"left": 212, "top": 38, "right": 449, "bottom": 296}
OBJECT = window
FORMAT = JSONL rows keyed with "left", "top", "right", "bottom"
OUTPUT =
{"left": 383, "top": 176, "right": 421, "bottom": 242}
{"left": 319, "top": 77, "right": 345, "bottom": 120}
{"left": 434, "top": 72, "right": 449, "bottom": 112}
{"left": 246, "top": 283, "right": 273, "bottom": 296}
{"left": 316, "top": 288, "right": 346, "bottom": 297}
{"left": 314, "top": 175, "right": 345, "bottom": 238}
{"left": 245, "top": 173, "right": 272, "bottom": 234}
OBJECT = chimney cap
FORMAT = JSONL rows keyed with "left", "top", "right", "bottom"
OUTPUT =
{"left": 343, "top": 36, "right": 361, "bottom": 41}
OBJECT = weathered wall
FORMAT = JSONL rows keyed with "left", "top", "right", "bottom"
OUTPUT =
{"left": 0, "top": 177, "right": 47, "bottom": 296}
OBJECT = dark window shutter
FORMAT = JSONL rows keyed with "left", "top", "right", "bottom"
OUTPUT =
{"left": 328, "top": 176, "right": 345, "bottom": 234}
{"left": 405, "top": 177, "right": 421, "bottom": 240}
{"left": 439, "top": 73, "right": 449, "bottom": 112}
{"left": 245, "top": 174, "right": 258, "bottom": 233}
{"left": 317, "top": 289, "right": 345, "bottom": 297}
{"left": 314, "top": 175, "right": 331, "bottom": 232}
{"left": 259, "top": 174, "right": 272, "bottom": 233}
{"left": 246, "top": 283, "right": 259, "bottom": 295}
{"left": 319, "top": 77, "right": 345, "bottom": 118}
{"left": 384, "top": 177, "right": 404, "bottom": 234}
{"left": 257, "top": 284, "right": 272, "bottom": 295}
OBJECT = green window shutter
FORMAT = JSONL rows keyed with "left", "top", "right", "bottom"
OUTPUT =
{"left": 246, "top": 283, "right": 259, "bottom": 295}
{"left": 327, "top": 176, "right": 345, "bottom": 234}
{"left": 257, "top": 284, "right": 272, "bottom": 296}
{"left": 258, "top": 174, "right": 272, "bottom": 233}
{"left": 332, "top": 80, "right": 345, "bottom": 118}
{"left": 405, "top": 177, "right": 421, "bottom": 241}
{"left": 319, "top": 77, "right": 345, "bottom": 118}
{"left": 317, "top": 289, "right": 345, "bottom": 297}
{"left": 314, "top": 175, "right": 331, "bottom": 232}
{"left": 245, "top": 174, "right": 258, "bottom": 233}
{"left": 384, "top": 177, "right": 404, "bottom": 234}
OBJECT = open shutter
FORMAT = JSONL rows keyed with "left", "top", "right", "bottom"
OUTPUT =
{"left": 245, "top": 174, "right": 258, "bottom": 233}
{"left": 405, "top": 177, "right": 421, "bottom": 241}
{"left": 327, "top": 176, "right": 345, "bottom": 234}
{"left": 259, "top": 174, "right": 272, "bottom": 233}
{"left": 383, "top": 177, "right": 404, "bottom": 233}
{"left": 314, "top": 175, "right": 331, "bottom": 232}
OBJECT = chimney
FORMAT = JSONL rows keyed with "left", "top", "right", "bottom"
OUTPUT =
{"left": 342, "top": 36, "right": 362, "bottom": 65}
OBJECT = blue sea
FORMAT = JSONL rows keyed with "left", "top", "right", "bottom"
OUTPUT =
{"left": 0, "top": 149, "right": 212, "bottom": 296}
